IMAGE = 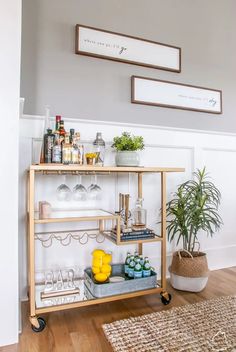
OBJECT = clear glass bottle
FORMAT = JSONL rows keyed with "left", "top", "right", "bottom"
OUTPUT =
{"left": 78, "top": 144, "right": 84, "bottom": 165}
{"left": 132, "top": 198, "right": 147, "bottom": 229}
{"left": 40, "top": 106, "right": 50, "bottom": 163}
{"left": 71, "top": 134, "right": 79, "bottom": 164}
{"left": 75, "top": 132, "right": 84, "bottom": 165}
{"left": 52, "top": 132, "right": 62, "bottom": 163}
{"left": 62, "top": 133, "right": 72, "bottom": 164}
{"left": 93, "top": 132, "right": 105, "bottom": 166}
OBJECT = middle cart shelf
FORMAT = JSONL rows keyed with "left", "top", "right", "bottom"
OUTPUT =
{"left": 34, "top": 208, "right": 161, "bottom": 245}
{"left": 34, "top": 208, "right": 119, "bottom": 224}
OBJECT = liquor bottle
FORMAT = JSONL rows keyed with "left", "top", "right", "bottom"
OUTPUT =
{"left": 134, "top": 258, "right": 142, "bottom": 279}
{"left": 43, "top": 129, "right": 55, "bottom": 163}
{"left": 132, "top": 198, "right": 147, "bottom": 229}
{"left": 128, "top": 256, "right": 135, "bottom": 278}
{"left": 139, "top": 256, "right": 144, "bottom": 266}
{"left": 71, "top": 134, "right": 79, "bottom": 164}
{"left": 79, "top": 144, "right": 84, "bottom": 165}
{"left": 93, "top": 132, "right": 105, "bottom": 166}
{"left": 62, "top": 133, "right": 72, "bottom": 164}
{"left": 59, "top": 120, "right": 66, "bottom": 144}
{"left": 124, "top": 252, "right": 131, "bottom": 275}
{"left": 55, "top": 115, "right": 61, "bottom": 132}
{"left": 52, "top": 132, "right": 62, "bottom": 163}
{"left": 40, "top": 106, "right": 51, "bottom": 163}
{"left": 143, "top": 257, "right": 151, "bottom": 277}
{"left": 70, "top": 129, "right": 75, "bottom": 144}
{"left": 75, "top": 133, "right": 84, "bottom": 165}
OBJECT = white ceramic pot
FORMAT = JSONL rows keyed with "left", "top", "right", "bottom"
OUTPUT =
{"left": 115, "top": 151, "right": 140, "bottom": 167}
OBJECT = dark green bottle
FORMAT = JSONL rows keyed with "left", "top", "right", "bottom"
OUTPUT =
{"left": 44, "top": 129, "right": 55, "bottom": 163}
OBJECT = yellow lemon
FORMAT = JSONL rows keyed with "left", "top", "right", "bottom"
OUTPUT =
{"left": 103, "top": 254, "right": 112, "bottom": 264}
{"left": 94, "top": 273, "right": 108, "bottom": 283}
{"left": 92, "top": 258, "right": 102, "bottom": 268}
{"left": 92, "top": 266, "right": 100, "bottom": 274}
{"left": 92, "top": 249, "right": 105, "bottom": 258}
{"left": 101, "top": 264, "right": 112, "bottom": 274}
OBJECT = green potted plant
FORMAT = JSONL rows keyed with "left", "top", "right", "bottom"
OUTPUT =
{"left": 166, "top": 168, "right": 222, "bottom": 292}
{"left": 112, "top": 132, "right": 144, "bottom": 167}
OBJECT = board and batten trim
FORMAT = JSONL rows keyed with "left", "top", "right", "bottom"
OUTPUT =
{"left": 75, "top": 24, "right": 181, "bottom": 72}
{"left": 202, "top": 147, "right": 236, "bottom": 153}
{"left": 131, "top": 76, "right": 223, "bottom": 114}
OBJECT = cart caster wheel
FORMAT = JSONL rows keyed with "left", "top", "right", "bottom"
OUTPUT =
{"left": 31, "top": 317, "right": 46, "bottom": 332}
{"left": 161, "top": 293, "right": 172, "bottom": 305}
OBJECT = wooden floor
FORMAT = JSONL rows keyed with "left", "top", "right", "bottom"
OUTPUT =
{"left": 1, "top": 267, "right": 236, "bottom": 352}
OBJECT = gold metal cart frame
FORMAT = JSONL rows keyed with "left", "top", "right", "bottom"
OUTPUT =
{"left": 27, "top": 164, "right": 184, "bottom": 330}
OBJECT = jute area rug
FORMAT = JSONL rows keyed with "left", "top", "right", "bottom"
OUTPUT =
{"left": 103, "top": 295, "right": 236, "bottom": 352}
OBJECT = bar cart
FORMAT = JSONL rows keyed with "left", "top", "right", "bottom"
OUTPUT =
{"left": 27, "top": 164, "right": 184, "bottom": 331}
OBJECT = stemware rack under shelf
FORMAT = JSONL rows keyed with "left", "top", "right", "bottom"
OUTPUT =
{"left": 35, "top": 228, "right": 106, "bottom": 247}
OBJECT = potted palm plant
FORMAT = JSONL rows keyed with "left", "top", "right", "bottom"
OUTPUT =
{"left": 166, "top": 168, "right": 222, "bottom": 292}
{"left": 112, "top": 132, "right": 144, "bottom": 166}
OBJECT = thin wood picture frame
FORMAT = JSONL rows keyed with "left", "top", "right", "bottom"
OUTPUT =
{"left": 75, "top": 24, "right": 181, "bottom": 72}
{"left": 131, "top": 76, "right": 222, "bottom": 114}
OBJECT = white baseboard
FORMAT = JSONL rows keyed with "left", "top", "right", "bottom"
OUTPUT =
{"left": 204, "top": 244, "right": 236, "bottom": 271}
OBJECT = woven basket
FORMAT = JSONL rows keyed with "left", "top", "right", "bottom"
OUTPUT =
{"left": 169, "top": 251, "right": 209, "bottom": 278}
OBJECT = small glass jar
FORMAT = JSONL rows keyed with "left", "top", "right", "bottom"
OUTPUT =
{"left": 132, "top": 198, "right": 147, "bottom": 229}
{"left": 85, "top": 145, "right": 97, "bottom": 165}
{"left": 85, "top": 153, "right": 96, "bottom": 165}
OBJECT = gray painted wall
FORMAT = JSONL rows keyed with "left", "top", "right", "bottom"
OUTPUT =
{"left": 21, "top": 0, "right": 236, "bottom": 132}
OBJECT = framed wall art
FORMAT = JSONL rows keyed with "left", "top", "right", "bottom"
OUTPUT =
{"left": 131, "top": 76, "right": 222, "bottom": 114}
{"left": 75, "top": 24, "right": 181, "bottom": 72}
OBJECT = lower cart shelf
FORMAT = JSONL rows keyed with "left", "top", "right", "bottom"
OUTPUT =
{"left": 35, "top": 279, "right": 162, "bottom": 314}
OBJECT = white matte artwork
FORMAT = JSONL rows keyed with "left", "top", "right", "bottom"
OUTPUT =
{"left": 75, "top": 25, "right": 181, "bottom": 72}
{"left": 131, "top": 76, "right": 222, "bottom": 114}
